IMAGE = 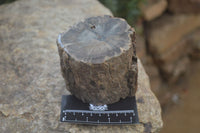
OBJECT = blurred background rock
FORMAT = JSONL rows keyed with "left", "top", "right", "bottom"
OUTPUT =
{"left": 99, "top": 0, "right": 200, "bottom": 133}
{"left": 1, "top": 0, "right": 199, "bottom": 132}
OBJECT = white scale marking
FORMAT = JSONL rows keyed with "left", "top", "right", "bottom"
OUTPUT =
{"left": 132, "top": 110, "right": 135, "bottom": 116}
{"left": 63, "top": 110, "right": 134, "bottom": 114}
{"left": 130, "top": 117, "right": 132, "bottom": 122}
{"left": 63, "top": 119, "right": 133, "bottom": 124}
{"left": 62, "top": 110, "right": 136, "bottom": 123}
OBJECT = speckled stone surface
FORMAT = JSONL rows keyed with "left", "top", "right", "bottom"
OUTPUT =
{"left": 0, "top": 0, "right": 163, "bottom": 132}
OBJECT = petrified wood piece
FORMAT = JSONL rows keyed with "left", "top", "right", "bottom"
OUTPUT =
{"left": 57, "top": 15, "right": 137, "bottom": 105}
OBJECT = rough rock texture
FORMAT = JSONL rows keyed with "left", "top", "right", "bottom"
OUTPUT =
{"left": 0, "top": 0, "right": 163, "bottom": 132}
{"left": 57, "top": 16, "right": 137, "bottom": 105}
{"left": 146, "top": 14, "right": 200, "bottom": 82}
{"left": 168, "top": 0, "right": 200, "bottom": 14}
{"left": 140, "top": 0, "right": 167, "bottom": 21}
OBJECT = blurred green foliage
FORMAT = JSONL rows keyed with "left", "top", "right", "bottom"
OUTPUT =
{"left": 0, "top": 0, "right": 16, "bottom": 5}
{"left": 99, "top": 0, "right": 145, "bottom": 26}
{"left": 0, "top": 0, "right": 144, "bottom": 26}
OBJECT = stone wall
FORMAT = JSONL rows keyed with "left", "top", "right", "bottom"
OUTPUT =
{"left": 137, "top": 0, "right": 200, "bottom": 108}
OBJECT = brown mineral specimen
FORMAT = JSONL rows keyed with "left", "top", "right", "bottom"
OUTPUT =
{"left": 57, "top": 15, "right": 137, "bottom": 105}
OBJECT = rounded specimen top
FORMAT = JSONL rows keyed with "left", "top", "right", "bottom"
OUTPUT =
{"left": 57, "top": 15, "right": 133, "bottom": 64}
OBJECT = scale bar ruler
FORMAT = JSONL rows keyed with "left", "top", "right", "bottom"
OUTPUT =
{"left": 60, "top": 95, "right": 139, "bottom": 125}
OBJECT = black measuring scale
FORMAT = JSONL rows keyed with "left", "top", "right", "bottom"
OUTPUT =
{"left": 60, "top": 95, "right": 139, "bottom": 125}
